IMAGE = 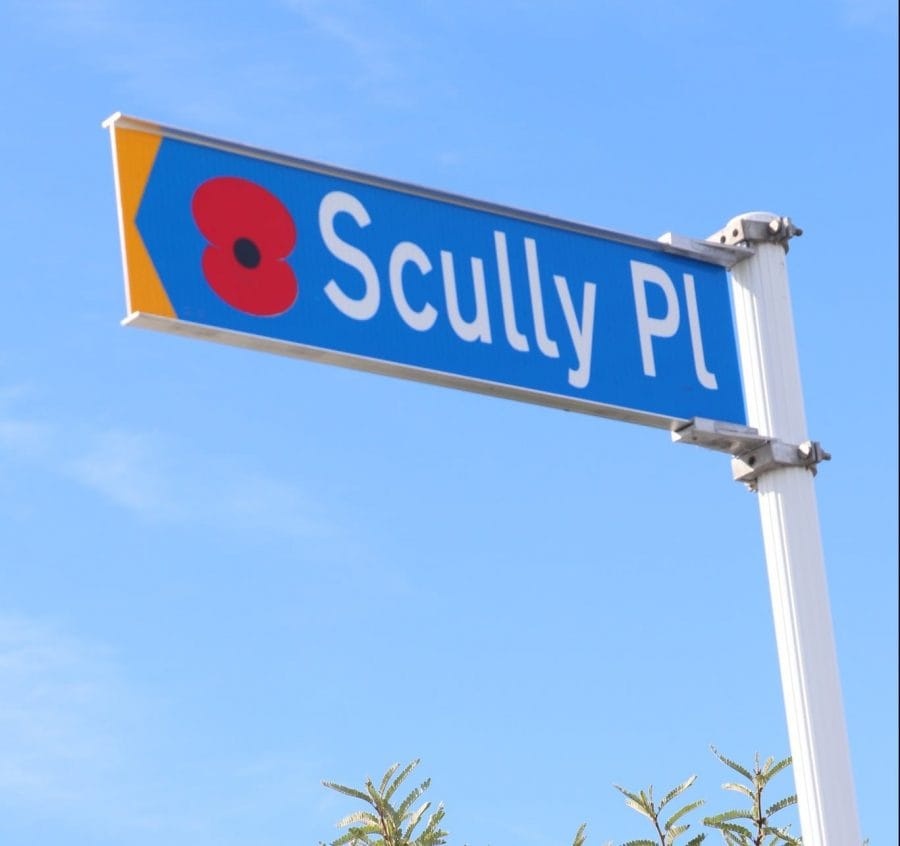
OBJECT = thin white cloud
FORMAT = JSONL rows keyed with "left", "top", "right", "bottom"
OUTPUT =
{"left": 12, "top": 0, "right": 413, "bottom": 134}
{"left": 838, "top": 0, "right": 898, "bottom": 26}
{"left": 218, "top": 472, "right": 326, "bottom": 538}
{"left": 29, "top": 0, "right": 112, "bottom": 37}
{"left": 68, "top": 428, "right": 169, "bottom": 514}
{"left": 0, "top": 398, "right": 333, "bottom": 539}
{"left": 0, "top": 613, "right": 212, "bottom": 837}
{"left": 63, "top": 426, "right": 332, "bottom": 538}
{"left": 0, "top": 417, "right": 54, "bottom": 458}
{"left": 0, "top": 611, "right": 343, "bottom": 840}
{"left": 10, "top": 0, "right": 293, "bottom": 128}
{"left": 0, "top": 385, "right": 51, "bottom": 458}
{"left": 283, "top": 0, "right": 400, "bottom": 86}
{"left": 0, "top": 614, "right": 124, "bottom": 809}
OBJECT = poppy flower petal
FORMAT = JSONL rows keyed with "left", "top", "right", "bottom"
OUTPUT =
{"left": 192, "top": 177, "right": 295, "bottom": 254}
{"left": 202, "top": 245, "right": 298, "bottom": 316}
{"left": 193, "top": 177, "right": 299, "bottom": 316}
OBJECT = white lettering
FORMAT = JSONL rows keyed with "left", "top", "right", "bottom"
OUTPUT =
{"left": 440, "top": 251, "right": 492, "bottom": 343}
{"left": 493, "top": 231, "right": 529, "bottom": 352}
{"left": 389, "top": 241, "right": 437, "bottom": 332}
{"left": 524, "top": 238, "right": 559, "bottom": 358}
{"left": 554, "top": 275, "right": 597, "bottom": 389}
{"left": 631, "top": 260, "right": 680, "bottom": 378}
{"left": 319, "top": 191, "right": 380, "bottom": 321}
{"left": 683, "top": 273, "right": 718, "bottom": 390}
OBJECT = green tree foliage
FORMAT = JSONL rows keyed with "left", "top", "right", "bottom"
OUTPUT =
{"left": 701, "top": 748, "right": 799, "bottom": 846}
{"left": 613, "top": 774, "right": 706, "bottom": 846}
{"left": 320, "top": 759, "right": 585, "bottom": 846}
{"left": 321, "top": 759, "right": 448, "bottom": 846}
{"left": 321, "top": 749, "right": 825, "bottom": 846}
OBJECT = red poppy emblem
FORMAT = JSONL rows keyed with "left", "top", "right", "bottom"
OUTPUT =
{"left": 191, "top": 177, "right": 298, "bottom": 316}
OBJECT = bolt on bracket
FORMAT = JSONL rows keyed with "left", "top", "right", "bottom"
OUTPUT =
{"left": 671, "top": 417, "right": 768, "bottom": 454}
{"left": 672, "top": 418, "right": 831, "bottom": 491}
{"left": 709, "top": 214, "right": 803, "bottom": 253}
{"left": 731, "top": 440, "right": 831, "bottom": 491}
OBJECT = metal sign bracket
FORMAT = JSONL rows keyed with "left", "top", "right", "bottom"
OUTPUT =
{"left": 672, "top": 418, "right": 831, "bottom": 491}
{"left": 709, "top": 214, "right": 803, "bottom": 253}
{"left": 730, "top": 439, "right": 831, "bottom": 491}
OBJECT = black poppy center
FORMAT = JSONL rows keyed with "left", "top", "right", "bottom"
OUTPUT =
{"left": 233, "top": 237, "right": 261, "bottom": 269}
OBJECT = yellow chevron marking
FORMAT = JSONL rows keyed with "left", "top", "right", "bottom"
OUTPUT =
{"left": 112, "top": 127, "right": 175, "bottom": 318}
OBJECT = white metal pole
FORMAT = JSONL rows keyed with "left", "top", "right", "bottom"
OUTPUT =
{"left": 724, "top": 212, "right": 861, "bottom": 846}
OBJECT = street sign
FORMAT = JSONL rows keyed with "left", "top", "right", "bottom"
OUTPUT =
{"left": 105, "top": 114, "right": 746, "bottom": 428}
{"left": 104, "top": 115, "right": 862, "bottom": 843}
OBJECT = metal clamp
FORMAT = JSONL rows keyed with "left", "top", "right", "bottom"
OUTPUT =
{"left": 731, "top": 440, "right": 831, "bottom": 491}
{"left": 709, "top": 213, "right": 803, "bottom": 253}
{"left": 673, "top": 418, "right": 831, "bottom": 491}
{"left": 671, "top": 417, "right": 768, "bottom": 454}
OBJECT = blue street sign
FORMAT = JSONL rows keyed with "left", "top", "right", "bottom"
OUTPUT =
{"left": 106, "top": 114, "right": 746, "bottom": 428}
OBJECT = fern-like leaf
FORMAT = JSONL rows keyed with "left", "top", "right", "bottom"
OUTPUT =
{"left": 720, "top": 782, "right": 754, "bottom": 799}
{"left": 763, "top": 824, "right": 801, "bottom": 845}
{"left": 335, "top": 810, "right": 381, "bottom": 829}
{"left": 623, "top": 798, "right": 655, "bottom": 822}
{"left": 571, "top": 822, "right": 587, "bottom": 846}
{"left": 397, "top": 779, "right": 431, "bottom": 818}
{"left": 714, "top": 821, "right": 753, "bottom": 839}
{"left": 324, "top": 781, "right": 376, "bottom": 805}
{"left": 332, "top": 828, "right": 379, "bottom": 846}
{"left": 665, "top": 798, "right": 705, "bottom": 830}
{"left": 403, "top": 800, "right": 431, "bottom": 838}
{"left": 659, "top": 775, "right": 697, "bottom": 811}
{"left": 379, "top": 763, "right": 400, "bottom": 795}
{"left": 666, "top": 822, "right": 690, "bottom": 842}
{"left": 710, "top": 747, "right": 753, "bottom": 782}
{"left": 764, "top": 756, "right": 792, "bottom": 783}
{"left": 765, "top": 794, "right": 797, "bottom": 818}
{"left": 614, "top": 785, "right": 647, "bottom": 808}
{"left": 419, "top": 802, "right": 447, "bottom": 845}
{"left": 386, "top": 760, "right": 420, "bottom": 803}
{"left": 703, "top": 810, "right": 754, "bottom": 825}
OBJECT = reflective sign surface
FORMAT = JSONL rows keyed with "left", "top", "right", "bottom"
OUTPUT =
{"left": 107, "top": 116, "right": 746, "bottom": 428}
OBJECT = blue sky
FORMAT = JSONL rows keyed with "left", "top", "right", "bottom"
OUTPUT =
{"left": 0, "top": 2, "right": 897, "bottom": 845}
